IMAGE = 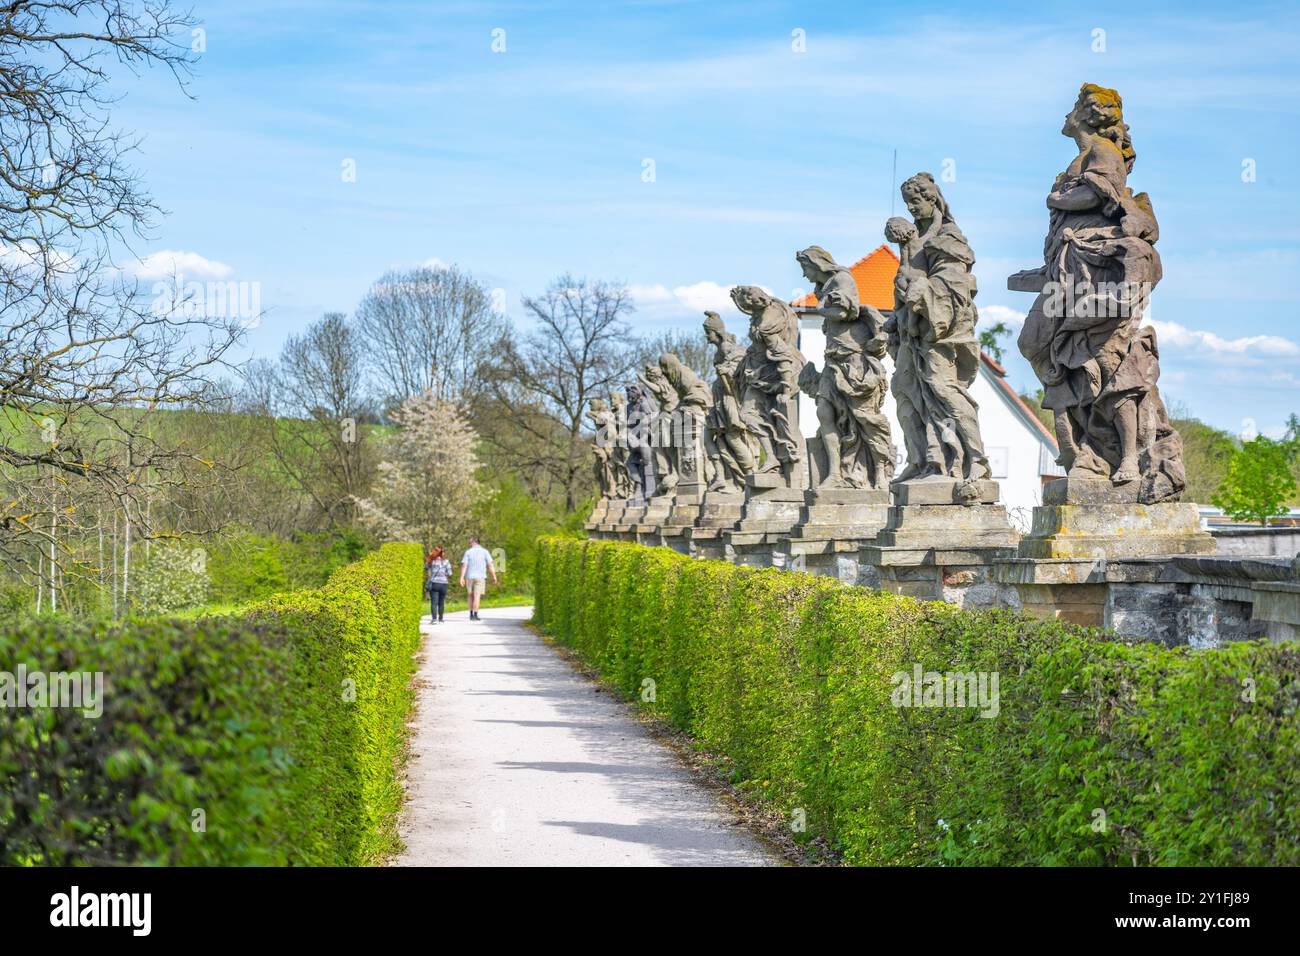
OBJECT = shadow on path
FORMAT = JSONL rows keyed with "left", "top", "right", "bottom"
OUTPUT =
{"left": 394, "top": 606, "right": 775, "bottom": 867}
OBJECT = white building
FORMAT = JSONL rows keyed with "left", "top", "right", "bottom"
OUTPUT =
{"left": 794, "top": 245, "right": 1063, "bottom": 530}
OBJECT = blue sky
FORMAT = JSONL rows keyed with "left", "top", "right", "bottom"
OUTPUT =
{"left": 111, "top": 0, "right": 1300, "bottom": 435}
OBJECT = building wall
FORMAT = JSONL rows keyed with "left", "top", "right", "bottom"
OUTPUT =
{"left": 798, "top": 320, "right": 1049, "bottom": 529}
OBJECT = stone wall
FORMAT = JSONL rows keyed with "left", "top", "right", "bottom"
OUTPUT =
{"left": 1209, "top": 526, "right": 1300, "bottom": 558}
{"left": 587, "top": 508, "right": 1300, "bottom": 648}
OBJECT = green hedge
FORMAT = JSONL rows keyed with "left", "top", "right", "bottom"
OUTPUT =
{"left": 533, "top": 537, "right": 1300, "bottom": 865}
{"left": 0, "top": 542, "right": 424, "bottom": 865}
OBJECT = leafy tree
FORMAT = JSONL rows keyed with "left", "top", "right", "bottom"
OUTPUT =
{"left": 1212, "top": 436, "right": 1297, "bottom": 526}
{"left": 1017, "top": 388, "right": 1054, "bottom": 432}
{"left": 206, "top": 531, "right": 289, "bottom": 605}
{"left": 1172, "top": 415, "right": 1238, "bottom": 503}
{"left": 134, "top": 544, "right": 210, "bottom": 614}
{"left": 979, "top": 320, "right": 1012, "bottom": 363}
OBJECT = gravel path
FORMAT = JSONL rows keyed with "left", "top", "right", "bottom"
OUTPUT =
{"left": 394, "top": 606, "right": 776, "bottom": 867}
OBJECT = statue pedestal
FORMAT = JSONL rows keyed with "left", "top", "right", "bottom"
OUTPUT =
{"left": 992, "top": 478, "right": 1216, "bottom": 626}
{"left": 860, "top": 478, "right": 1020, "bottom": 608}
{"left": 584, "top": 498, "right": 609, "bottom": 526}
{"left": 777, "top": 487, "right": 891, "bottom": 583}
{"left": 658, "top": 480, "right": 707, "bottom": 555}
{"left": 585, "top": 498, "right": 613, "bottom": 537}
{"left": 632, "top": 493, "right": 675, "bottom": 546}
{"left": 683, "top": 490, "right": 745, "bottom": 560}
{"left": 724, "top": 473, "right": 806, "bottom": 568}
{"left": 613, "top": 501, "right": 647, "bottom": 541}
{"left": 1016, "top": 478, "right": 1215, "bottom": 560}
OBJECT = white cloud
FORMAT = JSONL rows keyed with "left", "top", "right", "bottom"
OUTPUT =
{"left": 979, "top": 306, "right": 1300, "bottom": 361}
{"left": 0, "top": 240, "right": 78, "bottom": 274}
{"left": 1145, "top": 318, "right": 1300, "bottom": 358}
{"left": 979, "top": 304, "right": 1027, "bottom": 328}
{"left": 629, "top": 280, "right": 770, "bottom": 318}
{"left": 420, "top": 256, "right": 447, "bottom": 269}
{"left": 130, "top": 250, "right": 234, "bottom": 281}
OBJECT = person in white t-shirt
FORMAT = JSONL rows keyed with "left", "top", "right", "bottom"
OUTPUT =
{"left": 459, "top": 536, "right": 498, "bottom": 621}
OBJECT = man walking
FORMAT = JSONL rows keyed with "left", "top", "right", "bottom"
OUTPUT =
{"left": 460, "top": 536, "right": 498, "bottom": 621}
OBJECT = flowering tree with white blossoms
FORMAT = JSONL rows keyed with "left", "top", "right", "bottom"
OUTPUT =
{"left": 354, "top": 390, "right": 486, "bottom": 552}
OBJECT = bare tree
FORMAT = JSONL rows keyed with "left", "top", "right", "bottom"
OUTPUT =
{"left": 0, "top": 2, "right": 245, "bottom": 591}
{"left": 478, "top": 275, "right": 639, "bottom": 512}
{"left": 355, "top": 264, "right": 507, "bottom": 407}
{"left": 635, "top": 327, "right": 714, "bottom": 382}
{"left": 239, "top": 314, "right": 375, "bottom": 529}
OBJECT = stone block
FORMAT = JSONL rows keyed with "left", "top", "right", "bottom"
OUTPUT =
{"left": 1251, "top": 581, "right": 1300, "bottom": 642}
{"left": 1041, "top": 477, "right": 1140, "bottom": 505}
{"left": 684, "top": 526, "right": 730, "bottom": 561}
{"left": 1105, "top": 581, "right": 1231, "bottom": 648}
{"left": 1018, "top": 501, "right": 1215, "bottom": 560}
{"left": 892, "top": 478, "right": 1000, "bottom": 506}
{"left": 696, "top": 491, "right": 745, "bottom": 530}
{"left": 863, "top": 499, "right": 1020, "bottom": 568}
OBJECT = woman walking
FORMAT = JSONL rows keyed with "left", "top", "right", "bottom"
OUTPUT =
{"left": 425, "top": 547, "right": 452, "bottom": 623}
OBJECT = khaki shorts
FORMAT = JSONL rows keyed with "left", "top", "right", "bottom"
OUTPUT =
{"left": 467, "top": 578, "right": 487, "bottom": 598}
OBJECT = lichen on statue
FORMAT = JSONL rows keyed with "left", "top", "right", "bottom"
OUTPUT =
{"left": 701, "top": 311, "right": 758, "bottom": 493}
{"left": 884, "top": 172, "right": 990, "bottom": 485}
{"left": 1009, "top": 83, "right": 1186, "bottom": 504}
{"left": 794, "top": 245, "right": 894, "bottom": 490}
{"left": 729, "top": 284, "right": 806, "bottom": 484}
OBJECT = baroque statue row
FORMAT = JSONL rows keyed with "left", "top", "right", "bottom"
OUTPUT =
{"left": 590, "top": 84, "right": 1185, "bottom": 512}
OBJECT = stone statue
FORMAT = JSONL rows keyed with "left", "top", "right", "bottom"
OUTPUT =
{"left": 884, "top": 172, "right": 990, "bottom": 486}
{"left": 624, "top": 383, "right": 658, "bottom": 502}
{"left": 608, "top": 391, "right": 632, "bottom": 498}
{"left": 702, "top": 311, "right": 757, "bottom": 492}
{"left": 585, "top": 398, "right": 618, "bottom": 499}
{"left": 1009, "top": 83, "right": 1185, "bottom": 503}
{"left": 660, "top": 352, "right": 712, "bottom": 487}
{"left": 730, "top": 285, "right": 806, "bottom": 485}
{"left": 794, "top": 245, "right": 894, "bottom": 490}
{"left": 639, "top": 363, "right": 679, "bottom": 494}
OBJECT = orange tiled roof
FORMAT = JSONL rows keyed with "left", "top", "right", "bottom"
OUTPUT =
{"left": 793, "top": 244, "right": 899, "bottom": 310}
{"left": 793, "top": 246, "right": 1059, "bottom": 458}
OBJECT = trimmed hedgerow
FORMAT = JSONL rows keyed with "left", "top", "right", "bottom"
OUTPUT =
{"left": 532, "top": 536, "right": 1300, "bottom": 866}
{"left": 0, "top": 542, "right": 424, "bottom": 866}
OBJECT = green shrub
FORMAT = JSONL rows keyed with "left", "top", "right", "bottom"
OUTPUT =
{"left": 206, "top": 531, "right": 289, "bottom": 605}
{"left": 0, "top": 541, "right": 424, "bottom": 865}
{"left": 532, "top": 536, "right": 1300, "bottom": 866}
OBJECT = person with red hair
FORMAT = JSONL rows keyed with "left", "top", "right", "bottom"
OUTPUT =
{"left": 424, "top": 547, "right": 451, "bottom": 623}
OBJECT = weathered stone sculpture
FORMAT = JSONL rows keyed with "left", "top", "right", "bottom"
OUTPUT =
{"left": 885, "top": 173, "right": 989, "bottom": 489}
{"left": 686, "top": 313, "right": 758, "bottom": 558}
{"left": 724, "top": 285, "right": 808, "bottom": 567}
{"left": 660, "top": 352, "right": 712, "bottom": 484}
{"left": 623, "top": 382, "right": 657, "bottom": 505}
{"left": 608, "top": 390, "right": 632, "bottom": 499}
{"left": 657, "top": 351, "right": 714, "bottom": 551}
{"left": 586, "top": 398, "right": 618, "bottom": 500}
{"left": 702, "top": 312, "right": 757, "bottom": 494}
{"left": 863, "top": 177, "right": 1019, "bottom": 603}
{"left": 639, "top": 363, "right": 679, "bottom": 496}
{"left": 730, "top": 285, "right": 805, "bottom": 486}
{"left": 1008, "top": 83, "right": 1185, "bottom": 505}
{"left": 794, "top": 245, "right": 894, "bottom": 490}
{"left": 775, "top": 246, "right": 896, "bottom": 581}
{"left": 995, "top": 84, "right": 1212, "bottom": 569}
